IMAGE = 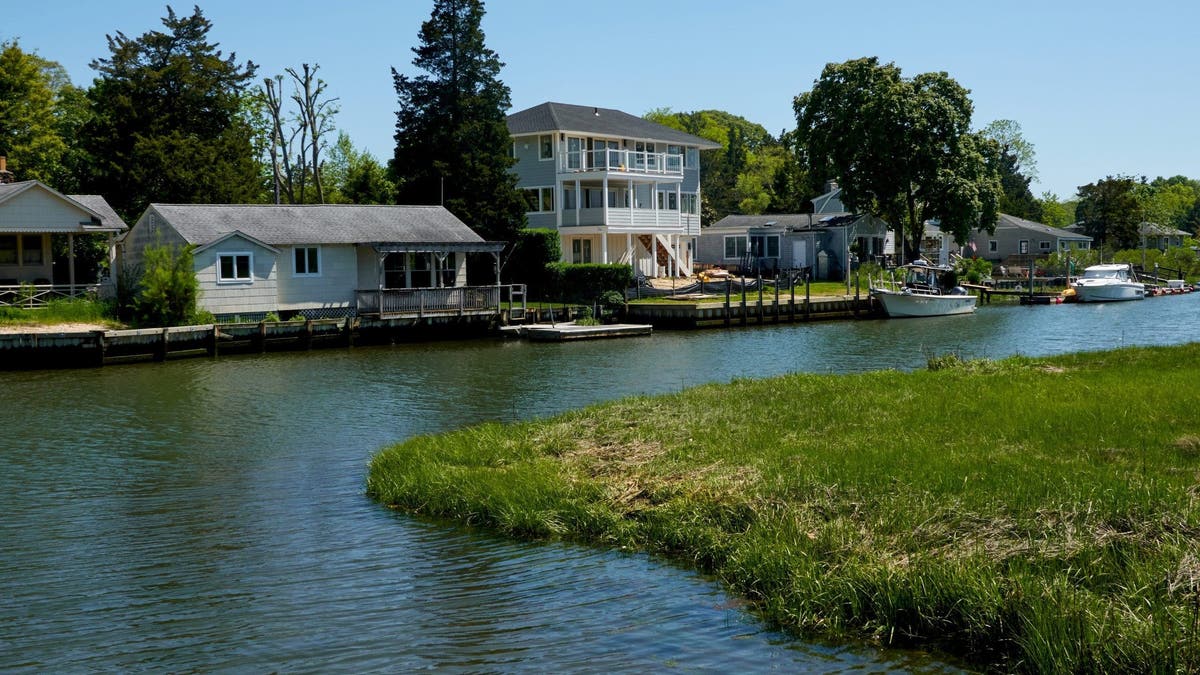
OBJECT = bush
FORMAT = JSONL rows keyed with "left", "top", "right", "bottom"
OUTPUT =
{"left": 134, "top": 244, "right": 200, "bottom": 327}
{"left": 545, "top": 262, "right": 634, "bottom": 304}
{"left": 506, "top": 229, "right": 561, "bottom": 300}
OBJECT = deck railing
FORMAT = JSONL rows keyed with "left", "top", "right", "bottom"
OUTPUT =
{"left": 355, "top": 285, "right": 504, "bottom": 319}
{"left": 562, "top": 149, "right": 684, "bottom": 176}
{"left": 0, "top": 284, "right": 100, "bottom": 309}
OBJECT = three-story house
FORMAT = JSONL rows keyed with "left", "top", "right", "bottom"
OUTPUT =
{"left": 507, "top": 102, "right": 720, "bottom": 277}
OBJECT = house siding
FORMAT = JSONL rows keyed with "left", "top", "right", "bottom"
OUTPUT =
{"left": 194, "top": 237, "right": 278, "bottom": 317}
{"left": 512, "top": 134, "right": 556, "bottom": 187}
{"left": 276, "top": 244, "right": 357, "bottom": 310}
{"left": 122, "top": 208, "right": 189, "bottom": 271}
{"left": 0, "top": 188, "right": 93, "bottom": 233}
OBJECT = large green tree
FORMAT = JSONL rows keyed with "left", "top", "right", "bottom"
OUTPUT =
{"left": 325, "top": 132, "right": 394, "bottom": 204}
{"left": 793, "top": 57, "right": 1002, "bottom": 260}
{"left": 0, "top": 41, "right": 68, "bottom": 183}
{"left": 80, "top": 6, "right": 262, "bottom": 221}
{"left": 1076, "top": 176, "right": 1144, "bottom": 251}
{"left": 390, "top": 0, "right": 524, "bottom": 245}
{"left": 981, "top": 120, "right": 1042, "bottom": 222}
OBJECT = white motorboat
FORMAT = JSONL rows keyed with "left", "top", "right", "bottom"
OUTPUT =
{"left": 870, "top": 262, "right": 977, "bottom": 318}
{"left": 1071, "top": 263, "right": 1145, "bottom": 302}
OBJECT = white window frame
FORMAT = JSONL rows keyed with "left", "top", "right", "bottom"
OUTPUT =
{"left": 685, "top": 147, "right": 699, "bottom": 169}
{"left": 538, "top": 134, "right": 553, "bottom": 161}
{"left": 521, "top": 186, "right": 555, "bottom": 213}
{"left": 217, "top": 252, "right": 253, "bottom": 284}
{"left": 293, "top": 245, "right": 321, "bottom": 277}
{"left": 1018, "top": 240, "right": 1030, "bottom": 254}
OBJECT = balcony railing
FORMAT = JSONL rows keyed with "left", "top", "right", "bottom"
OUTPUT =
{"left": 0, "top": 283, "right": 100, "bottom": 309}
{"left": 355, "top": 285, "right": 503, "bottom": 319}
{"left": 562, "top": 149, "right": 683, "bottom": 176}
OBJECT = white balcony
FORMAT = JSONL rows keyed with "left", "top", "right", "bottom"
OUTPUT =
{"left": 560, "top": 207, "right": 700, "bottom": 235}
{"left": 560, "top": 149, "right": 683, "bottom": 177}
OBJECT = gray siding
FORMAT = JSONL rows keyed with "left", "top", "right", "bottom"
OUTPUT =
{"left": 194, "top": 236, "right": 278, "bottom": 316}
{"left": 121, "top": 207, "right": 190, "bottom": 272}
{"left": 512, "top": 134, "right": 556, "bottom": 187}
{"left": 276, "top": 244, "right": 357, "bottom": 310}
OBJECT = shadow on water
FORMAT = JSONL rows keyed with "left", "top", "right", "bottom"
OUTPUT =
{"left": 3, "top": 296, "right": 1196, "bottom": 671}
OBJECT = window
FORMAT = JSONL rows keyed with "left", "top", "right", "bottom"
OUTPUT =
{"left": 509, "top": 141, "right": 516, "bottom": 159}
{"left": 0, "top": 236, "right": 15, "bottom": 265}
{"left": 218, "top": 253, "right": 252, "bottom": 282}
{"left": 293, "top": 246, "right": 320, "bottom": 276}
{"left": 1039, "top": 240, "right": 1051, "bottom": 251}
{"left": 1018, "top": 240, "right": 1029, "bottom": 254}
{"left": 750, "top": 235, "right": 780, "bottom": 258}
{"left": 563, "top": 187, "right": 576, "bottom": 210}
{"left": 724, "top": 235, "right": 748, "bottom": 259}
{"left": 566, "top": 137, "right": 582, "bottom": 170}
{"left": 988, "top": 240, "right": 997, "bottom": 253}
{"left": 571, "top": 239, "right": 593, "bottom": 263}
{"left": 681, "top": 193, "right": 699, "bottom": 214}
{"left": 685, "top": 148, "right": 699, "bottom": 169}
{"left": 538, "top": 134, "right": 553, "bottom": 160}
{"left": 521, "top": 187, "right": 555, "bottom": 212}
{"left": 22, "top": 235, "right": 43, "bottom": 265}
{"left": 656, "top": 191, "right": 678, "bottom": 210}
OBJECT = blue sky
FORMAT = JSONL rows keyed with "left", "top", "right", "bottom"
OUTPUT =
{"left": 5, "top": 1, "right": 1198, "bottom": 200}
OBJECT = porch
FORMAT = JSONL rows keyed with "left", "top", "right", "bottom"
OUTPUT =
{"left": 355, "top": 284, "right": 526, "bottom": 320}
{"left": 560, "top": 148, "right": 683, "bottom": 177}
{"left": 0, "top": 282, "right": 100, "bottom": 308}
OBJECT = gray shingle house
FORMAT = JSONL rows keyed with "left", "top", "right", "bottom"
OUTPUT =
{"left": 697, "top": 182, "right": 891, "bottom": 280}
{"left": 506, "top": 102, "right": 721, "bottom": 277}
{"left": 962, "top": 213, "right": 1091, "bottom": 262}
{"left": 121, "top": 204, "right": 504, "bottom": 320}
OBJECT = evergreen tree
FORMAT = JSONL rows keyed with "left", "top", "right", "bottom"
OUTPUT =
{"left": 1076, "top": 176, "right": 1143, "bottom": 250}
{"left": 390, "top": 0, "right": 524, "bottom": 246}
{"left": 80, "top": 6, "right": 261, "bottom": 221}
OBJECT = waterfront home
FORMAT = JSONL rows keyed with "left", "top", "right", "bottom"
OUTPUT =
{"left": 0, "top": 163, "right": 127, "bottom": 304}
{"left": 697, "top": 181, "right": 890, "bottom": 280}
{"left": 506, "top": 102, "right": 721, "bottom": 278}
{"left": 1138, "top": 221, "right": 1190, "bottom": 251}
{"left": 961, "top": 213, "right": 1091, "bottom": 264}
{"left": 120, "top": 204, "right": 504, "bottom": 321}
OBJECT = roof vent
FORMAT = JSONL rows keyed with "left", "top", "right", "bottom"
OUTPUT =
{"left": 593, "top": 107, "right": 599, "bottom": 116}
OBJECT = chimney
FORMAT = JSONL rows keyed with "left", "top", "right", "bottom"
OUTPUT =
{"left": 823, "top": 179, "right": 838, "bottom": 193}
{"left": 0, "top": 156, "right": 13, "bottom": 184}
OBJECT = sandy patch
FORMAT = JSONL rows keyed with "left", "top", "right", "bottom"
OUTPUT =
{"left": 0, "top": 322, "right": 113, "bottom": 334}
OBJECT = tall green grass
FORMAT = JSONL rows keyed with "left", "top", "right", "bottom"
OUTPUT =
{"left": 367, "top": 345, "right": 1200, "bottom": 672}
{"left": 0, "top": 298, "right": 121, "bottom": 328}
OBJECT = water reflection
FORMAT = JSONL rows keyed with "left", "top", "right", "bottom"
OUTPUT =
{"left": 4, "top": 297, "right": 1196, "bottom": 671}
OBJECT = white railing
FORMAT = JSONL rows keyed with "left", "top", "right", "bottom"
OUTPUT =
{"left": 0, "top": 284, "right": 100, "bottom": 308}
{"left": 562, "top": 208, "right": 700, "bottom": 231}
{"left": 562, "top": 149, "right": 683, "bottom": 176}
{"left": 355, "top": 286, "right": 502, "bottom": 318}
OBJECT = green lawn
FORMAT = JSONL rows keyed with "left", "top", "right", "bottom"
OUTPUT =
{"left": 0, "top": 298, "right": 122, "bottom": 329}
{"left": 368, "top": 345, "right": 1200, "bottom": 672}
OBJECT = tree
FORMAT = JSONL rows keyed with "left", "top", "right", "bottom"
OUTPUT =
{"left": 1076, "top": 176, "right": 1143, "bottom": 251}
{"left": 390, "top": 0, "right": 525, "bottom": 249}
{"left": 980, "top": 119, "right": 1038, "bottom": 183}
{"left": 80, "top": 6, "right": 262, "bottom": 222}
{"left": 259, "top": 64, "right": 339, "bottom": 204}
{"left": 1038, "top": 192, "right": 1075, "bottom": 228}
{"left": 0, "top": 41, "right": 68, "bottom": 183}
{"left": 794, "top": 57, "right": 1002, "bottom": 260}
{"left": 324, "top": 132, "right": 394, "bottom": 204}
{"left": 1135, "top": 176, "right": 1199, "bottom": 232}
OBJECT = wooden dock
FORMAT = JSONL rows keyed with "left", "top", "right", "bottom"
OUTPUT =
{"left": 500, "top": 323, "right": 652, "bottom": 342}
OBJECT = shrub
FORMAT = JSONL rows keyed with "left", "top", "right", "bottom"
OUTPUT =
{"left": 134, "top": 244, "right": 199, "bottom": 327}
{"left": 506, "top": 229, "right": 561, "bottom": 300}
{"left": 546, "top": 262, "right": 634, "bottom": 304}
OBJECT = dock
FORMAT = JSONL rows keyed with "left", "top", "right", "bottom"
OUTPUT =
{"left": 500, "top": 322, "right": 652, "bottom": 341}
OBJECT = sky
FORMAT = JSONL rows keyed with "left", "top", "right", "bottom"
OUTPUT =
{"left": 4, "top": 0, "right": 1198, "bottom": 200}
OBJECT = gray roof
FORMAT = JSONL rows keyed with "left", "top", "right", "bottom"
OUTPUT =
{"left": 810, "top": 187, "right": 847, "bottom": 215}
{"left": 68, "top": 194, "right": 128, "bottom": 231}
{"left": 1138, "top": 221, "right": 1190, "bottom": 237}
{"left": 507, "top": 102, "right": 721, "bottom": 149}
{"left": 149, "top": 204, "right": 490, "bottom": 246}
{"left": 711, "top": 213, "right": 870, "bottom": 231}
{"left": 996, "top": 213, "right": 1091, "bottom": 240}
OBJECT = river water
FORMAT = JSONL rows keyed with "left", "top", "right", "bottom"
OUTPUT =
{"left": 2, "top": 296, "right": 1197, "bottom": 672}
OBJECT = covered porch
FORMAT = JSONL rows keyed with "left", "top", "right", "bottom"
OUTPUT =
{"left": 355, "top": 241, "right": 508, "bottom": 319}
{"left": 0, "top": 178, "right": 128, "bottom": 307}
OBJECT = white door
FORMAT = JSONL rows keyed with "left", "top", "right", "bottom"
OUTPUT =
{"left": 792, "top": 240, "right": 807, "bottom": 270}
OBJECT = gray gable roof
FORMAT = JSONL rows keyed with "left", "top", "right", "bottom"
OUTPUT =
{"left": 711, "top": 213, "right": 872, "bottom": 231}
{"left": 810, "top": 187, "right": 846, "bottom": 215}
{"left": 507, "top": 102, "right": 721, "bottom": 149}
{"left": 148, "top": 204, "right": 489, "bottom": 246}
{"left": 995, "top": 213, "right": 1091, "bottom": 240}
{"left": 0, "top": 180, "right": 126, "bottom": 232}
{"left": 68, "top": 194, "right": 128, "bottom": 231}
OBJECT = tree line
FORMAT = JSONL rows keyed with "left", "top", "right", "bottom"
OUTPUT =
{"left": 3, "top": 1, "right": 1196, "bottom": 267}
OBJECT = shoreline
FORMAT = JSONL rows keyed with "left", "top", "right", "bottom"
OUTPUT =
{"left": 367, "top": 344, "right": 1200, "bottom": 672}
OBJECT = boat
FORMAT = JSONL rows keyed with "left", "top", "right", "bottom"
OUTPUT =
{"left": 870, "top": 261, "right": 977, "bottom": 318}
{"left": 1070, "top": 263, "right": 1146, "bottom": 302}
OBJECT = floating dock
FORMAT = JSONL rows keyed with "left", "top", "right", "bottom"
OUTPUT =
{"left": 500, "top": 323, "right": 652, "bottom": 341}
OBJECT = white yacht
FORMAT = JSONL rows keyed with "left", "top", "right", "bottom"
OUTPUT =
{"left": 1071, "top": 263, "right": 1145, "bottom": 302}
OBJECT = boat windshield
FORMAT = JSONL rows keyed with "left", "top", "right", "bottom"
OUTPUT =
{"left": 1083, "top": 268, "right": 1126, "bottom": 280}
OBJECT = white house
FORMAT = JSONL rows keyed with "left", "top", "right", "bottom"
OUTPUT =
{"left": 0, "top": 167, "right": 127, "bottom": 302}
{"left": 506, "top": 102, "right": 721, "bottom": 277}
{"left": 121, "top": 204, "right": 505, "bottom": 321}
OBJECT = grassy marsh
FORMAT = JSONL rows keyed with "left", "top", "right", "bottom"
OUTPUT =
{"left": 0, "top": 298, "right": 122, "bottom": 329}
{"left": 367, "top": 344, "right": 1200, "bottom": 672}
